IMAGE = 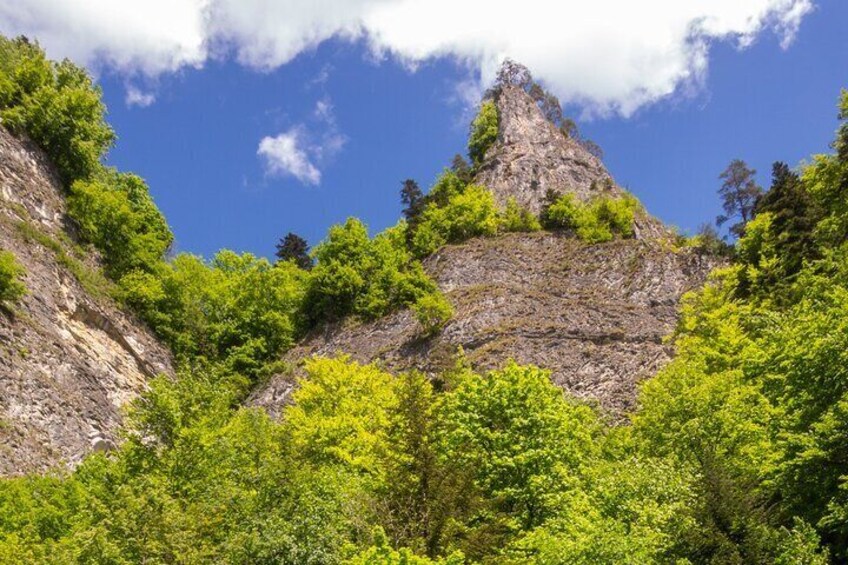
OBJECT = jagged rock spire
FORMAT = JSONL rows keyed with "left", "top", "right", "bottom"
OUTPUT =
{"left": 473, "top": 84, "right": 618, "bottom": 215}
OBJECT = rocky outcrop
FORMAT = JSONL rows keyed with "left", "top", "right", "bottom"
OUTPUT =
{"left": 0, "top": 127, "right": 172, "bottom": 476}
{"left": 474, "top": 85, "right": 616, "bottom": 214}
{"left": 475, "top": 85, "right": 667, "bottom": 239}
{"left": 252, "top": 233, "right": 718, "bottom": 418}
{"left": 251, "top": 86, "right": 721, "bottom": 418}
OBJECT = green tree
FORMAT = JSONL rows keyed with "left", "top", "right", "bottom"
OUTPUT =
{"left": 304, "top": 219, "right": 437, "bottom": 323}
{"left": 410, "top": 185, "right": 499, "bottom": 257}
{"left": 467, "top": 101, "right": 499, "bottom": 167}
{"left": 401, "top": 179, "right": 426, "bottom": 223}
{"left": 122, "top": 251, "right": 306, "bottom": 379}
{"left": 68, "top": 170, "right": 172, "bottom": 280}
{"left": 412, "top": 293, "right": 453, "bottom": 336}
{"left": 499, "top": 197, "right": 541, "bottom": 233}
{"left": 450, "top": 154, "right": 473, "bottom": 185}
{"left": 286, "top": 356, "right": 397, "bottom": 473}
{"left": 541, "top": 192, "right": 638, "bottom": 243}
{"left": 436, "top": 361, "right": 600, "bottom": 532}
{"left": 0, "top": 36, "right": 114, "bottom": 186}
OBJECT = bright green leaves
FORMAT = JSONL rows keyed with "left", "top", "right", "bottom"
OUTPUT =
{"left": 467, "top": 100, "right": 499, "bottom": 167}
{"left": 0, "top": 37, "right": 114, "bottom": 186}
{"left": 410, "top": 184, "right": 500, "bottom": 257}
{"left": 0, "top": 250, "right": 26, "bottom": 305}
{"left": 499, "top": 197, "right": 541, "bottom": 233}
{"left": 305, "top": 218, "right": 441, "bottom": 323}
{"left": 541, "top": 192, "right": 638, "bottom": 243}
{"left": 345, "top": 528, "right": 464, "bottom": 565}
{"left": 122, "top": 251, "right": 307, "bottom": 380}
{"left": 412, "top": 292, "right": 453, "bottom": 336}
{"left": 287, "top": 357, "right": 397, "bottom": 472}
{"left": 68, "top": 170, "right": 173, "bottom": 280}
{"left": 436, "top": 361, "right": 600, "bottom": 531}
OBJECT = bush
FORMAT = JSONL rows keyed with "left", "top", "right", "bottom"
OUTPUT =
{"left": 121, "top": 251, "right": 306, "bottom": 378}
{"left": 0, "top": 250, "right": 26, "bottom": 305}
{"left": 467, "top": 100, "right": 499, "bottom": 167}
{"left": 0, "top": 36, "right": 114, "bottom": 186}
{"left": 412, "top": 292, "right": 453, "bottom": 336}
{"left": 410, "top": 185, "right": 499, "bottom": 257}
{"left": 499, "top": 197, "right": 541, "bottom": 232}
{"left": 542, "top": 192, "right": 638, "bottom": 243}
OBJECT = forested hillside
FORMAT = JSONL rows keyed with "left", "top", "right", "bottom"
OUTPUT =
{"left": 1, "top": 36, "right": 847, "bottom": 563}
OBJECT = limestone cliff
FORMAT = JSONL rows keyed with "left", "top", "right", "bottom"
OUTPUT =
{"left": 251, "top": 86, "right": 720, "bottom": 417}
{"left": 0, "top": 127, "right": 172, "bottom": 476}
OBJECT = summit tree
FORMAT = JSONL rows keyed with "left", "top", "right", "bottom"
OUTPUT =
{"left": 716, "top": 159, "right": 763, "bottom": 238}
{"left": 275, "top": 232, "right": 312, "bottom": 270}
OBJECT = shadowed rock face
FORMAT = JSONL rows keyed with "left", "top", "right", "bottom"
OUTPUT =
{"left": 251, "top": 86, "right": 721, "bottom": 419}
{"left": 0, "top": 127, "right": 172, "bottom": 476}
{"left": 252, "top": 234, "right": 718, "bottom": 418}
{"left": 474, "top": 85, "right": 616, "bottom": 215}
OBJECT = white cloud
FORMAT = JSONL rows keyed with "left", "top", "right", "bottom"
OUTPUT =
{"left": 125, "top": 86, "right": 156, "bottom": 108}
{"left": 0, "top": 0, "right": 207, "bottom": 76}
{"left": 0, "top": 0, "right": 814, "bottom": 115}
{"left": 258, "top": 99, "right": 347, "bottom": 186}
{"left": 258, "top": 129, "right": 321, "bottom": 185}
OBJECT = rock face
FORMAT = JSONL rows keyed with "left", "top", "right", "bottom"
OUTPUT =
{"left": 475, "top": 85, "right": 667, "bottom": 240}
{"left": 252, "top": 234, "right": 716, "bottom": 417}
{"left": 251, "top": 86, "right": 721, "bottom": 417}
{"left": 475, "top": 85, "right": 616, "bottom": 215}
{"left": 0, "top": 127, "right": 172, "bottom": 476}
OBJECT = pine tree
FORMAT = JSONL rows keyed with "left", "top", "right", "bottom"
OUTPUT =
{"left": 400, "top": 179, "right": 425, "bottom": 222}
{"left": 716, "top": 159, "right": 763, "bottom": 238}
{"left": 275, "top": 232, "right": 312, "bottom": 270}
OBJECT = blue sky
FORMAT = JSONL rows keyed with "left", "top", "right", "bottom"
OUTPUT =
{"left": 3, "top": 0, "right": 846, "bottom": 259}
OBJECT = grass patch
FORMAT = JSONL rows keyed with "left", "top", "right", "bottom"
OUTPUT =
{"left": 12, "top": 219, "right": 116, "bottom": 302}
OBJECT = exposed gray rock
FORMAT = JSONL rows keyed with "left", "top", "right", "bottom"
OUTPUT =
{"left": 251, "top": 233, "right": 719, "bottom": 418}
{"left": 474, "top": 85, "right": 615, "bottom": 214}
{"left": 0, "top": 127, "right": 172, "bottom": 476}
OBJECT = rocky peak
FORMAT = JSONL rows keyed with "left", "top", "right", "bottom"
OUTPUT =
{"left": 473, "top": 85, "right": 619, "bottom": 215}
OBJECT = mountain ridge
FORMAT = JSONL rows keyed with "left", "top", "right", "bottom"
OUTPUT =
{"left": 251, "top": 84, "right": 720, "bottom": 416}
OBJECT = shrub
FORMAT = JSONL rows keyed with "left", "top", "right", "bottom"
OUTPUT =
{"left": 499, "top": 197, "right": 541, "bottom": 232}
{"left": 413, "top": 292, "right": 453, "bottom": 336}
{"left": 410, "top": 185, "right": 499, "bottom": 257}
{"left": 0, "top": 250, "right": 26, "bottom": 305}
{"left": 121, "top": 251, "right": 306, "bottom": 378}
{"left": 304, "top": 219, "right": 438, "bottom": 323}
{"left": 467, "top": 100, "right": 499, "bottom": 167}
{"left": 542, "top": 192, "right": 638, "bottom": 243}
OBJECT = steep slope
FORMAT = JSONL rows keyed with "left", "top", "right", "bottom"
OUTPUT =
{"left": 253, "top": 233, "right": 714, "bottom": 416}
{"left": 252, "top": 87, "right": 721, "bottom": 417}
{"left": 475, "top": 85, "right": 614, "bottom": 214}
{"left": 0, "top": 127, "right": 172, "bottom": 476}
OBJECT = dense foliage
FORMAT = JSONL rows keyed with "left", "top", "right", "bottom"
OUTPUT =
{"left": 467, "top": 101, "right": 499, "bottom": 167}
{"left": 303, "top": 219, "right": 440, "bottom": 324}
{"left": 68, "top": 169, "right": 173, "bottom": 280}
{"left": 4, "top": 35, "right": 848, "bottom": 563}
{"left": 0, "top": 36, "right": 114, "bottom": 185}
{"left": 122, "top": 251, "right": 307, "bottom": 380}
{"left": 541, "top": 190, "right": 638, "bottom": 243}
{"left": 0, "top": 249, "right": 26, "bottom": 305}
